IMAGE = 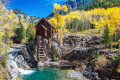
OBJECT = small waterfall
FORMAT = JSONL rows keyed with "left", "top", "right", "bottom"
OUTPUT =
{"left": 9, "top": 60, "right": 34, "bottom": 75}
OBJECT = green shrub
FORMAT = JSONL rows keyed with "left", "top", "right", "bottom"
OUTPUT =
{"left": 110, "top": 44, "right": 113, "bottom": 49}
{"left": 118, "top": 43, "right": 120, "bottom": 50}
{"left": 86, "top": 50, "right": 89, "bottom": 56}
{"left": 53, "top": 55, "right": 57, "bottom": 62}
{"left": 102, "top": 25, "right": 111, "bottom": 47}
{"left": 95, "top": 55, "right": 110, "bottom": 70}
{"left": 116, "top": 49, "right": 120, "bottom": 63}
{"left": 82, "top": 41, "right": 84, "bottom": 46}
{"left": 97, "top": 50, "right": 100, "bottom": 58}
{"left": 110, "top": 55, "right": 115, "bottom": 60}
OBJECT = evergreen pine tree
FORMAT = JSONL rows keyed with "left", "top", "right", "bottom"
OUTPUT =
{"left": 102, "top": 25, "right": 111, "bottom": 47}
{"left": 26, "top": 26, "right": 35, "bottom": 42}
{"left": 13, "top": 16, "right": 26, "bottom": 43}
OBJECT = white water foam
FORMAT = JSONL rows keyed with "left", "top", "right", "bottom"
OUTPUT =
{"left": 9, "top": 60, "right": 34, "bottom": 75}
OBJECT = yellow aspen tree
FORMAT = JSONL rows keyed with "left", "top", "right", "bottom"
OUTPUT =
{"left": 49, "top": 3, "right": 68, "bottom": 42}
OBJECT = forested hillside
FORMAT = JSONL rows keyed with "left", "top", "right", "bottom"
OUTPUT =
{"left": 63, "top": 0, "right": 94, "bottom": 11}
{"left": 47, "top": 0, "right": 120, "bottom": 18}
{"left": 84, "top": 0, "right": 120, "bottom": 10}
{"left": 49, "top": 3, "right": 120, "bottom": 43}
{"left": 47, "top": 0, "right": 94, "bottom": 18}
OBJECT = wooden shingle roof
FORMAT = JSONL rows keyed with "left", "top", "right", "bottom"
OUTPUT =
{"left": 35, "top": 18, "right": 55, "bottom": 29}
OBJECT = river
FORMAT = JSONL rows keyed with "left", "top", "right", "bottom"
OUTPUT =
{"left": 20, "top": 67, "right": 67, "bottom": 80}
{"left": 8, "top": 44, "right": 67, "bottom": 80}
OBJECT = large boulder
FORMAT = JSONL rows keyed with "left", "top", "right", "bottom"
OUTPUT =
{"left": 15, "top": 55, "right": 30, "bottom": 69}
{"left": 6, "top": 60, "right": 19, "bottom": 80}
{"left": 67, "top": 71, "right": 87, "bottom": 80}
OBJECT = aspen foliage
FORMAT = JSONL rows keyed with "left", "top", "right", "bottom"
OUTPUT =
{"left": 0, "top": 2, "right": 19, "bottom": 55}
{"left": 50, "top": 6, "right": 120, "bottom": 36}
{"left": 49, "top": 4, "right": 120, "bottom": 43}
{"left": 49, "top": 3, "right": 68, "bottom": 42}
{"left": 0, "top": 1, "right": 32, "bottom": 79}
{"left": 89, "top": 7, "right": 120, "bottom": 35}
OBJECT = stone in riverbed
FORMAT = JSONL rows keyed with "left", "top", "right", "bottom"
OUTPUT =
{"left": 15, "top": 55, "right": 30, "bottom": 69}
{"left": 45, "top": 62, "right": 60, "bottom": 67}
{"left": 67, "top": 71, "right": 87, "bottom": 80}
{"left": 38, "top": 62, "right": 44, "bottom": 67}
{"left": 6, "top": 60, "right": 19, "bottom": 80}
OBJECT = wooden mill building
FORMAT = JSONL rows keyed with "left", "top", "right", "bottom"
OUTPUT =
{"left": 35, "top": 18, "right": 55, "bottom": 61}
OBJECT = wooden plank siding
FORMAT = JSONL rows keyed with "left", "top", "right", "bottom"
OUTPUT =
{"left": 36, "top": 18, "right": 55, "bottom": 42}
{"left": 35, "top": 18, "right": 56, "bottom": 61}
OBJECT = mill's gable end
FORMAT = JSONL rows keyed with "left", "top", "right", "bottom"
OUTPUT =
{"left": 36, "top": 18, "right": 55, "bottom": 41}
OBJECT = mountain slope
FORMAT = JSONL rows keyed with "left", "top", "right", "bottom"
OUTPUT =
{"left": 47, "top": 0, "right": 94, "bottom": 18}
{"left": 84, "top": 0, "right": 120, "bottom": 10}
{"left": 12, "top": 9, "right": 41, "bottom": 24}
{"left": 47, "top": 0, "right": 120, "bottom": 18}
{"left": 64, "top": 0, "right": 94, "bottom": 11}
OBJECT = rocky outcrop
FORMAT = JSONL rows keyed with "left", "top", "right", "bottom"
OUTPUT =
{"left": 6, "top": 46, "right": 30, "bottom": 80}
{"left": 6, "top": 60, "right": 19, "bottom": 80}
{"left": 63, "top": 35, "right": 103, "bottom": 49}
{"left": 12, "top": 9, "right": 41, "bottom": 24}
{"left": 67, "top": 71, "right": 87, "bottom": 80}
{"left": 14, "top": 54, "right": 30, "bottom": 69}
{"left": 61, "top": 35, "right": 119, "bottom": 79}
{"left": 22, "top": 45, "right": 37, "bottom": 68}
{"left": 63, "top": 35, "right": 118, "bottom": 57}
{"left": 45, "top": 35, "right": 104, "bottom": 59}
{"left": 10, "top": 46, "right": 34, "bottom": 69}
{"left": 6, "top": 44, "right": 37, "bottom": 80}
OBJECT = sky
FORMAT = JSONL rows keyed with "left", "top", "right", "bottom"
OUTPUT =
{"left": 7, "top": 0, "right": 67, "bottom": 18}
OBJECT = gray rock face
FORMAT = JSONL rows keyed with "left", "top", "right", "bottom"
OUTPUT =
{"left": 6, "top": 60, "right": 19, "bottom": 80}
{"left": 83, "top": 66, "right": 100, "bottom": 80}
{"left": 38, "top": 62, "right": 44, "bottom": 67}
{"left": 63, "top": 35, "right": 102, "bottom": 49}
{"left": 62, "top": 35, "right": 103, "bottom": 56}
{"left": 15, "top": 55, "right": 30, "bottom": 69}
{"left": 12, "top": 9, "right": 41, "bottom": 24}
{"left": 67, "top": 71, "right": 87, "bottom": 80}
{"left": 6, "top": 44, "right": 35, "bottom": 80}
{"left": 11, "top": 44, "right": 37, "bottom": 68}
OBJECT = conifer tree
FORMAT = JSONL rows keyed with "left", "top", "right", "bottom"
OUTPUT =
{"left": 102, "top": 25, "right": 111, "bottom": 47}
{"left": 26, "top": 24, "right": 35, "bottom": 42}
{"left": 13, "top": 16, "right": 26, "bottom": 43}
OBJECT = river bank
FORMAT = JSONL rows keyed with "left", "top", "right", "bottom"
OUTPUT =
{"left": 6, "top": 44, "right": 84, "bottom": 80}
{"left": 6, "top": 35, "right": 120, "bottom": 80}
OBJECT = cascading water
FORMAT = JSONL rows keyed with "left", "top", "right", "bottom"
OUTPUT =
{"left": 8, "top": 60, "right": 34, "bottom": 75}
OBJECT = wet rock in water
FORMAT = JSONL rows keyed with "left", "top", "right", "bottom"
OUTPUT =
{"left": 38, "top": 62, "right": 44, "bottom": 67}
{"left": 67, "top": 71, "right": 87, "bottom": 80}
{"left": 15, "top": 55, "right": 30, "bottom": 69}
{"left": 45, "top": 62, "right": 60, "bottom": 67}
{"left": 6, "top": 60, "right": 19, "bottom": 80}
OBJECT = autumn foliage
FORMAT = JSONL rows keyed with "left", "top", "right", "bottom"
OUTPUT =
{"left": 49, "top": 3, "right": 120, "bottom": 43}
